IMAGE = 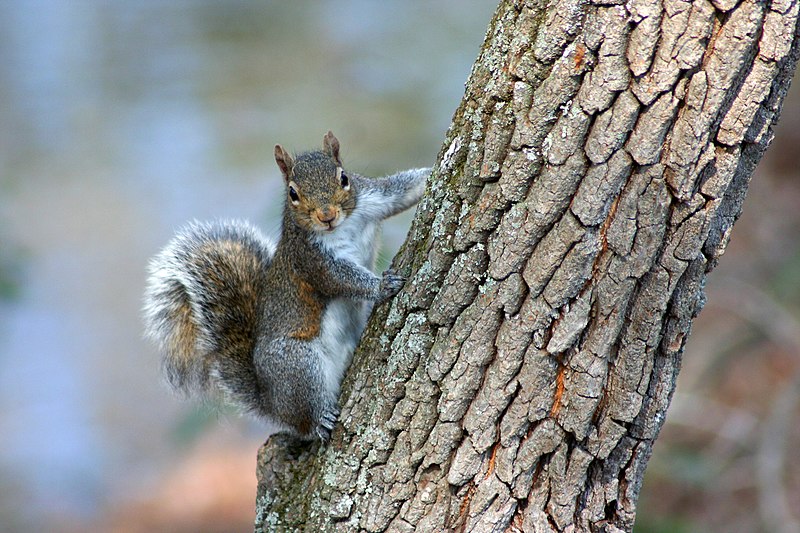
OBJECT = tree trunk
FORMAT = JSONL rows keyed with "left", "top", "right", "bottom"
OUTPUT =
{"left": 255, "top": 0, "right": 800, "bottom": 531}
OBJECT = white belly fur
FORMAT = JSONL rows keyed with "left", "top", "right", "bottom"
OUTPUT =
{"left": 314, "top": 210, "right": 380, "bottom": 395}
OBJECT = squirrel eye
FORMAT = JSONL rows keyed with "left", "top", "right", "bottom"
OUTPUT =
{"left": 288, "top": 186, "right": 300, "bottom": 204}
{"left": 340, "top": 172, "right": 349, "bottom": 189}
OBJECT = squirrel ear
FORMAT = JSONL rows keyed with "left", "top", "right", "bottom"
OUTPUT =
{"left": 322, "top": 131, "right": 341, "bottom": 165}
{"left": 274, "top": 144, "right": 294, "bottom": 181}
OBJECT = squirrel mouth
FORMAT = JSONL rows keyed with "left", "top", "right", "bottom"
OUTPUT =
{"left": 319, "top": 220, "right": 339, "bottom": 232}
{"left": 315, "top": 209, "right": 340, "bottom": 232}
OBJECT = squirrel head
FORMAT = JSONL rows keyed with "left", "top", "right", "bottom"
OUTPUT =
{"left": 274, "top": 131, "right": 356, "bottom": 233}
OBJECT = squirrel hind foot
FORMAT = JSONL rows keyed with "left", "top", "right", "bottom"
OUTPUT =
{"left": 314, "top": 405, "right": 340, "bottom": 441}
{"left": 265, "top": 401, "right": 340, "bottom": 442}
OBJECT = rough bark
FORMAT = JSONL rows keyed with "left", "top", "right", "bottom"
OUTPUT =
{"left": 255, "top": 0, "right": 800, "bottom": 531}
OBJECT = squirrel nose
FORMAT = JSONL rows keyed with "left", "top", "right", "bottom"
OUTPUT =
{"left": 318, "top": 208, "right": 337, "bottom": 224}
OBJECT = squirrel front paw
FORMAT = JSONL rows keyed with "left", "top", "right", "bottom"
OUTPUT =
{"left": 314, "top": 403, "right": 341, "bottom": 442}
{"left": 378, "top": 269, "right": 405, "bottom": 302}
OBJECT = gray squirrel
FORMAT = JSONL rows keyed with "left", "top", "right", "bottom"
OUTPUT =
{"left": 143, "top": 132, "right": 429, "bottom": 440}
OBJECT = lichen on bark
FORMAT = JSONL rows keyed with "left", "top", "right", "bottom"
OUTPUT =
{"left": 255, "top": 0, "right": 800, "bottom": 531}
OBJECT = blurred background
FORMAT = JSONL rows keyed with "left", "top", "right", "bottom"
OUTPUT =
{"left": 0, "top": 1, "right": 796, "bottom": 532}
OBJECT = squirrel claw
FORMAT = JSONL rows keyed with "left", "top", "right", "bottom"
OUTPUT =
{"left": 315, "top": 405, "right": 340, "bottom": 441}
{"left": 378, "top": 269, "right": 405, "bottom": 302}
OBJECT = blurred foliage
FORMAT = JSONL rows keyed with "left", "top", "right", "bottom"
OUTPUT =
{"left": 169, "top": 402, "right": 233, "bottom": 449}
{"left": 636, "top": 516, "right": 695, "bottom": 533}
{"left": 770, "top": 247, "right": 800, "bottom": 308}
{"left": 0, "top": 239, "right": 25, "bottom": 302}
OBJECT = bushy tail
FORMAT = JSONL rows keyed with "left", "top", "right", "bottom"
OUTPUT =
{"left": 143, "top": 220, "right": 275, "bottom": 408}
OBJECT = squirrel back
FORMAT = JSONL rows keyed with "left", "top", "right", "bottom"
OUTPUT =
{"left": 143, "top": 219, "right": 276, "bottom": 406}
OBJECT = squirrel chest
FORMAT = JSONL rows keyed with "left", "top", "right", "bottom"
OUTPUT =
{"left": 313, "top": 209, "right": 380, "bottom": 347}
{"left": 268, "top": 207, "right": 379, "bottom": 347}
